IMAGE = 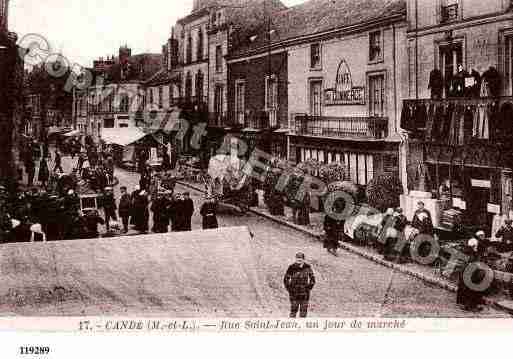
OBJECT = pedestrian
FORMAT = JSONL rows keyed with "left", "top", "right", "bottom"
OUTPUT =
{"left": 283, "top": 252, "right": 316, "bottom": 318}
{"left": 151, "top": 192, "right": 170, "bottom": 233}
{"left": 161, "top": 148, "right": 171, "bottom": 171}
{"left": 62, "top": 189, "right": 80, "bottom": 239}
{"left": 38, "top": 157, "right": 49, "bottom": 189}
{"left": 54, "top": 149, "right": 63, "bottom": 173}
{"left": 130, "top": 185, "right": 140, "bottom": 227}
{"left": 182, "top": 192, "right": 194, "bottom": 231}
{"left": 168, "top": 193, "right": 181, "bottom": 232}
{"left": 456, "top": 236, "right": 487, "bottom": 312}
{"left": 200, "top": 196, "right": 218, "bottom": 229}
{"left": 101, "top": 187, "right": 117, "bottom": 232}
{"left": 118, "top": 186, "right": 131, "bottom": 233}
{"left": 412, "top": 201, "right": 434, "bottom": 235}
{"left": 134, "top": 189, "right": 149, "bottom": 233}
{"left": 496, "top": 219, "right": 513, "bottom": 251}
{"left": 26, "top": 155, "right": 35, "bottom": 187}
{"left": 323, "top": 213, "right": 344, "bottom": 256}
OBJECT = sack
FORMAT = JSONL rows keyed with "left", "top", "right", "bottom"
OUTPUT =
{"left": 109, "top": 220, "right": 121, "bottom": 230}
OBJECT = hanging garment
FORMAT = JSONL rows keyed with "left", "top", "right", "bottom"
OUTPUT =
{"left": 448, "top": 105, "right": 462, "bottom": 145}
{"left": 441, "top": 103, "right": 454, "bottom": 142}
{"left": 499, "top": 102, "right": 513, "bottom": 142}
{"left": 473, "top": 104, "right": 489, "bottom": 139}
{"left": 463, "top": 106, "right": 475, "bottom": 144}
{"left": 400, "top": 103, "right": 415, "bottom": 132}
{"left": 482, "top": 67, "right": 501, "bottom": 98}
{"left": 432, "top": 104, "right": 446, "bottom": 142}
{"left": 414, "top": 103, "right": 428, "bottom": 131}
{"left": 428, "top": 69, "right": 444, "bottom": 99}
{"left": 425, "top": 103, "right": 436, "bottom": 141}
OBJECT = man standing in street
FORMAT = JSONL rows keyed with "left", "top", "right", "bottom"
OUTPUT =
{"left": 101, "top": 187, "right": 117, "bottom": 232}
{"left": 283, "top": 252, "right": 316, "bottom": 318}
{"left": 54, "top": 149, "right": 63, "bottom": 173}
{"left": 182, "top": 192, "right": 194, "bottom": 231}
{"left": 118, "top": 186, "right": 132, "bottom": 233}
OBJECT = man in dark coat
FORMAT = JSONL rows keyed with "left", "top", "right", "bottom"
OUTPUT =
{"left": 25, "top": 153, "right": 36, "bottom": 187}
{"left": 134, "top": 190, "right": 149, "bottom": 233}
{"left": 200, "top": 197, "right": 218, "bottom": 230}
{"left": 151, "top": 192, "right": 170, "bottom": 233}
{"left": 130, "top": 185, "right": 140, "bottom": 226}
{"left": 182, "top": 192, "right": 194, "bottom": 231}
{"left": 456, "top": 235, "right": 488, "bottom": 312}
{"left": 412, "top": 201, "right": 434, "bottom": 235}
{"left": 101, "top": 187, "right": 117, "bottom": 232}
{"left": 323, "top": 214, "right": 344, "bottom": 256}
{"left": 62, "top": 189, "right": 80, "bottom": 238}
{"left": 283, "top": 253, "right": 316, "bottom": 318}
{"left": 54, "top": 149, "right": 63, "bottom": 173}
{"left": 38, "top": 158, "right": 49, "bottom": 189}
{"left": 168, "top": 193, "right": 181, "bottom": 232}
{"left": 118, "top": 186, "right": 131, "bottom": 233}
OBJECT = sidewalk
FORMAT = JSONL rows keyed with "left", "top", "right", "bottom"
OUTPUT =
{"left": 177, "top": 179, "right": 513, "bottom": 315}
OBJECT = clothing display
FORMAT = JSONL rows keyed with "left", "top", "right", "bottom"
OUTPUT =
{"left": 401, "top": 100, "right": 511, "bottom": 144}
{"left": 481, "top": 67, "right": 501, "bottom": 98}
{"left": 428, "top": 69, "right": 444, "bottom": 99}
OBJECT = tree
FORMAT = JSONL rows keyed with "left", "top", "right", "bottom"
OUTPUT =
{"left": 366, "top": 175, "right": 404, "bottom": 213}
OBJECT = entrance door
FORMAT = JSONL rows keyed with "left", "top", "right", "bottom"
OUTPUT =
{"left": 214, "top": 85, "right": 223, "bottom": 126}
{"left": 468, "top": 187, "right": 491, "bottom": 235}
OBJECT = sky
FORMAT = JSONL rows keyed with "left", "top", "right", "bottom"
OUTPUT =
{"left": 10, "top": 0, "right": 305, "bottom": 69}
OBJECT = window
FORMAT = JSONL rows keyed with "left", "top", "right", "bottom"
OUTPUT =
{"left": 195, "top": 71, "right": 204, "bottom": 103}
{"left": 186, "top": 33, "right": 192, "bottom": 64}
{"left": 214, "top": 85, "right": 224, "bottom": 124}
{"left": 504, "top": 35, "right": 513, "bottom": 96}
{"left": 368, "top": 74, "right": 385, "bottom": 117}
{"left": 149, "top": 88, "right": 154, "bottom": 104}
{"left": 119, "top": 123, "right": 129, "bottom": 128}
{"left": 104, "top": 118, "right": 115, "bottom": 128}
{"left": 216, "top": 45, "right": 222, "bottom": 72}
{"left": 158, "top": 86, "right": 163, "bottom": 108}
{"left": 119, "top": 94, "right": 130, "bottom": 113}
{"left": 369, "top": 31, "right": 383, "bottom": 63}
{"left": 235, "top": 80, "right": 245, "bottom": 125}
{"left": 197, "top": 28, "right": 204, "bottom": 61}
{"left": 310, "top": 43, "right": 321, "bottom": 69}
{"left": 309, "top": 80, "right": 323, "bottom": 116}
{"left": 439, "top": 43, "right": 463, "bottom": 97}
{"left": 185, "top": 72, "right": 193, "bottom": 101}
{"left": 440, "top": 0, "right": 459, "bottom": 23}
{"left": 265, "top": 75, "right": 278, "bottom": 127}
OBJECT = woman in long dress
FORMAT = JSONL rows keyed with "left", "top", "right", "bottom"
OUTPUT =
{"left": 38, "top": 157, "right": 49, "bottom": 189}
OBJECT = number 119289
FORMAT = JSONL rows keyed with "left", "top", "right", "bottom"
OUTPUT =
{"left": 20, "top": 346, "right": 50, "bottom": 355}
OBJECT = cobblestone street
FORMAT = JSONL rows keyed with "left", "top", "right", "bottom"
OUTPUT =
{"left": 58, "top": 155, "right": 511, "bottom": 318}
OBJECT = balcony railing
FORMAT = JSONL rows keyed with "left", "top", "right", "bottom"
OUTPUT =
{"left": 441, "top": 4, "right": 458, "bottom": 23}
{"left": 292, "top": 114, "right": 388, "bottom": 140}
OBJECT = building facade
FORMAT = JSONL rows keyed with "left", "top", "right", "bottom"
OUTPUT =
{"left": 403, "top": 0, "right": 513, "bottom": 233}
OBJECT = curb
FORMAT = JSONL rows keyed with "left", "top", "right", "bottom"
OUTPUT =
{"left": 176, "top": 180, "right": 512, "bottom": 315}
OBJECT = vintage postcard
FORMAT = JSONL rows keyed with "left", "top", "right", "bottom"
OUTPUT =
{"left": 1, "top": 0, "right": 513, "bottom": 351}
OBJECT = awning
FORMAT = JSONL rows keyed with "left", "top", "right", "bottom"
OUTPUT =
{"left": 101, "top": 127, "right": 148, "bottom": 147}
{"left": 273, "top": 128, "right": 290, "bottom": 134}
{"left": 47, "top": 127, "right": 72, "bottom": 136}
{"left": 64, "top": 129, "right": 81, "bottom": 137}
{"left": 146, "top": 109, "right": 182, "bottom": 134}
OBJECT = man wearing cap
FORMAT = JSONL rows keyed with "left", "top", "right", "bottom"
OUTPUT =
{"left": 182, "top": 192, "right": 194, "bottom": 231}
{"left": 101, "top": 187, "right": 117, "bottom": 232}
{"left": 118, "top": 186, "right": 132, "bottom": 233}
{"left": 456, "top": 235, "right": 487, "bottom": 311}
{"left": 283, "top": 253, "right": 316, "bottom": 318}
{"left": 496, "top": 219, "right": 513, "bottom": 251}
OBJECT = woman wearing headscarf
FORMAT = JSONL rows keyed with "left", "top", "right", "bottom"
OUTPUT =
{"left": 200, "top": 196, "right": 219, "bottom": 230}
{"left": 37, "top": 157, "right": 49, "bottom": 189}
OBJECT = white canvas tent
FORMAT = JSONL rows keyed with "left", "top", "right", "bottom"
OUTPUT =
{"left": 0, "top": 227, "right": 273, "bottom": 317}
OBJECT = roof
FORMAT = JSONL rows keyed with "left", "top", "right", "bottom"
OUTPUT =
{"left": 101, "top": 127, "right": 148, "bottom": 146}
{"left": 145, "top": 69, "right": 182, "bottom": 87}
{"left": 229, "top": 0, "right": 406, "bottom": 57}
{"left": 99, "top": 53, "right": 163, "bottom": 84}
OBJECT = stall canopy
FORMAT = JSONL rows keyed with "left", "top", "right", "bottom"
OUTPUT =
{"left": 101, "top": 127, "right": 147, "bottom": 146}
{"left": 47, "top": 126, "right": 72, "bottom": 137}
{"left": 63, "top": 129, "right": 81, "bottom": 137}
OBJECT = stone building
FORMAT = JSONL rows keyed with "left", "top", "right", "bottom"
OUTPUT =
{"left": 0, "top": 0, "right": 24, "bottom": 185}
{"left": 403, "top": 0, "right": 513, "bottom": 234}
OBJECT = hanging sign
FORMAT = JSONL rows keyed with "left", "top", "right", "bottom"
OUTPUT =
{"left": 324, "top": 59, "right": 365, "bottom": 105}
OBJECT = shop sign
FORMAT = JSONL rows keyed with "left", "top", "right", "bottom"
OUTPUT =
{"left": 324, "top": 60, "right": 365, "bottom": 105}
{"left": 471, "top": 179, "right": 491, "bottom": 188}
{"left": 487, "top": 203, "right": 501, "bottom": 214}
